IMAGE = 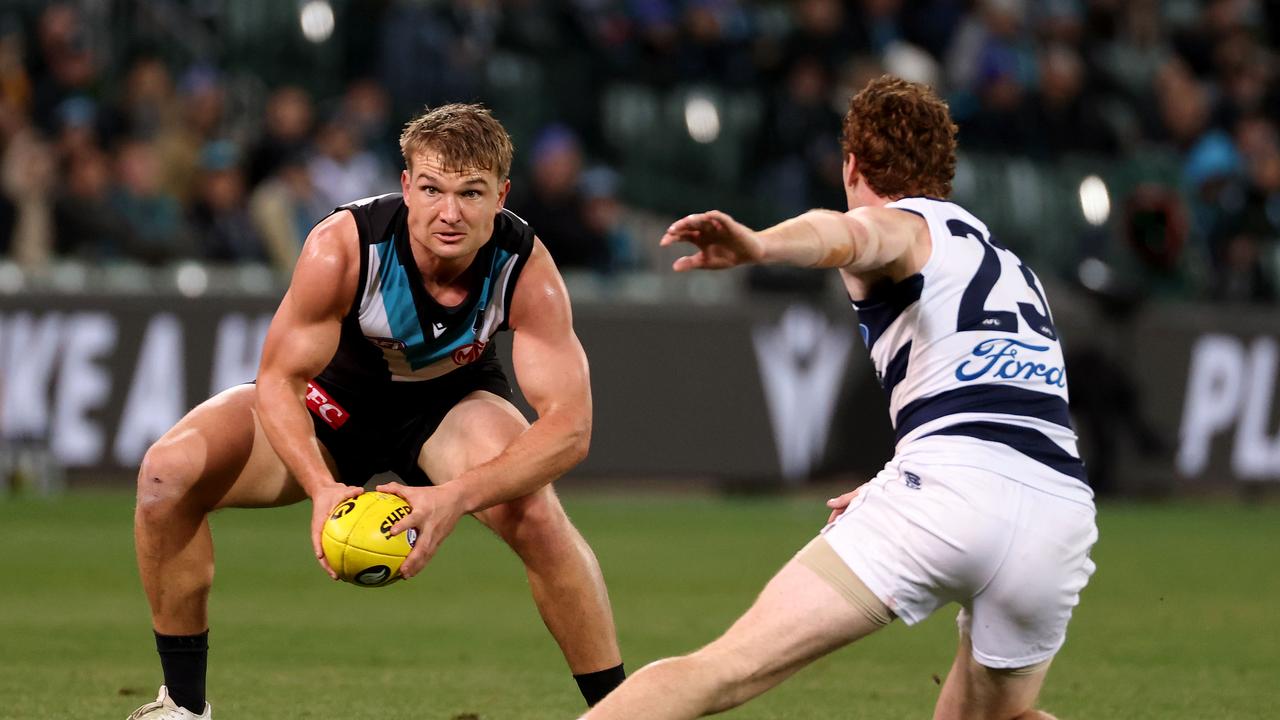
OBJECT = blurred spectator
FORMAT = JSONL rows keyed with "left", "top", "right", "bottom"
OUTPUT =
{"left": 50, "top": 94, "right": 99, "bottom": 164}
{"left": 946, "top": 0, "right": 1035, "bottom": 98}
{"left": 0, "top": 14, "right": 31, "bottom": 114}
{"left": 1027, "top": 44, "right": 1118, "bottom": 158}
{"left": 246, "top": 85, "right": 314, "bottom": 188}
{"left": 1157, "top": 59, "right": 1216, "bottom": 153}
{"left": 29, "top": 3, "right": 102, "bottom": 136}
{"left": 898, "top": 0, "right": 967, "bottom": 61}
{"left": 53, "top": 147, "right": 132, "bottom": 260}
{"left": 0, "top": 0, "right": 1270, "bottom": 307}
{"left": 0, "top": 111, "right": 55, "bottom": 269}
{"left": 1212, "top": 232, "right": 1275, "bottom": 302}
{"left": 110, "top": 138, "right": 193, "bottom": 265}
{"left": 1032, "top": 0, "right": 1084, "bottom": 47}
{"left": 119, "top": 55, "right": 179, "bottom": 142}
{"left": 508, "top": 124, "right": 611, "bottom": 271}
{"left": 628, "top": 0, "right": 681, "bottom": 85}
{"left": 1089, "top": 0, "right": 1172, "bottom": 144}
{"left": 1206, "top": 115, "right": 1280, "bottom": 302}
{"left": 675, "top": 1, "right": 755, "bottom": 87}
{"left": 856, "top": 0, "right": 906, "bottom": 57}
{"left": 580, "top": 166, "right": 637, "bottom": 274}
{"left": 189, "top": 140, "right": 263, "bottom": 263}
{"left": 156, "top": 64, "right": 228, "bottom": 205}
{"left": 948, "top": 0, "right": 1039, "bottom": 153}
{"left": 753, "top": 55, "right": 844, "bottom": 215}
{"left": 781, "top": 0, "right": 861, "bottom": 80}
{"left": 378, "top": 0, "right": 493, "bottom": 113}
{"left": 1235, "top": 116, "right": 1280, "bottom": 241}
{"left": 1210, "top": 27, "right": 1273, "bottom": 131}
{"left": 1171, "top": 0, "right": 1259, "bottom": 78}
{"left": 250, "top": 150, "right": 329, "bottom": 274}
{"left": 307, "top": 115, "right": 395, "bottom": 211}
{"left": 339, "top": 79, "right": 395, "bottom": 166}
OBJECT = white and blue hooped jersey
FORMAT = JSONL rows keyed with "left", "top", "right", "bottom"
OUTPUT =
{"left": 853, "top": 197, "right": 1090, "bottom": 501}
{"left": 316, "top": 193, "right": 533, "bottom": 390}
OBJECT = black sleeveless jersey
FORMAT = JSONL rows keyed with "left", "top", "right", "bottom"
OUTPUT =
{"left": 314, "top": 193, "right": 535, "bottom": 397}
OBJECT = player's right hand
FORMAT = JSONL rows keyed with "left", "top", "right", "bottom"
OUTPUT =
{"left": 308, "top": 483, "right": 364, "bottom": 579}
{"left": 825, "top": 484, "right": 866, "bottom": 524}
{"left": 661, "top": 210, "right": 764, "bottom": 271}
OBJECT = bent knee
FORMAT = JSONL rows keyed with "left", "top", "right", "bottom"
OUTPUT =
{"left": 680, "top": 646, "right": 767, "bottom": 711}
{"left": 488, "top": 490, "right": 573, "bottom": 554}
{"left": 136, "top": 440, "right": 204, "bottom": 514}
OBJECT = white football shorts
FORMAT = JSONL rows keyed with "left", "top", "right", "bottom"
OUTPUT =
{"left": 821, "top": 441, "right": 1098, "bottom": 669}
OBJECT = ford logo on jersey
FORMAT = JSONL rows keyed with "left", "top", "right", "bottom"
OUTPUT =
{"left": 955, "top": 338, "right": 1066, "bottom": 387}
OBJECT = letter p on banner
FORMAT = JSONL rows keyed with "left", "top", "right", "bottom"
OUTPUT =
{"left": 1177, "top": 334, "right": 1245, "bottom": 477}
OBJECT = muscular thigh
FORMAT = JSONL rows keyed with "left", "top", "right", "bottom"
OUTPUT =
{"left": 703, "top": 557, "right": 886, "bottom": 681}
{"left": 417, "top": 390, "right": 528, "bottom": 487}
{"left": 416, "top": 390, "right": 538, "bottom": 529}
{"left": 148, "top": 384, "right": 314, "bottom": 510}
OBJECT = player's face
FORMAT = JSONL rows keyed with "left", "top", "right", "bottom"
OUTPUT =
{"left": 401, "top": 150, "right": 509, "bottom": 261}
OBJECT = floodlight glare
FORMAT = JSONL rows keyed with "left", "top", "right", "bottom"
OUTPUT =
{"left": 685, "top": 96, "right": 721, "bottom": 144}
{"left": 1079, "top": 175, "right": 1110, "bottom": 226}
{"left": 300, "top": 0, "right": 335, "bottom": 43}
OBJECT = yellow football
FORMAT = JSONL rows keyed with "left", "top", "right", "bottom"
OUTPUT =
{"left": 321, "top": 492, "right": 416, "bottom": 587}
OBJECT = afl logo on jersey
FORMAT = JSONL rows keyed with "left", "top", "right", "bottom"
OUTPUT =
{"left": 452, "top": 340, "right": 488, "bottom": 366}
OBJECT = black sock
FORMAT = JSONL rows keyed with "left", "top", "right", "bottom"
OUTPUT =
{"left": 574, "top": 663, "right": 626, "bottom": 706}
{"left": 154, "top": 630, "right": 208, "bottom": 714}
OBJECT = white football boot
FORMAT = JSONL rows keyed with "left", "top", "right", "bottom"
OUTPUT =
{"left": 125, "top": 686, "right": 211, "bottom": 719}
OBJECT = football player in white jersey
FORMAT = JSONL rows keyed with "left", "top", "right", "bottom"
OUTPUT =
{"left": 582, "top": 76, "right": 1096, "bottom": 720}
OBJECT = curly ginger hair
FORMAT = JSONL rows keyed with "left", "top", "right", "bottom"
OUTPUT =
{"left": 840, "top": 75, "right": 958, "bottom": 199}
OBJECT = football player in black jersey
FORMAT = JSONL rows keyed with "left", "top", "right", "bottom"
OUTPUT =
{"left": 128, "top": 105, "right": 623, "bottom": 720}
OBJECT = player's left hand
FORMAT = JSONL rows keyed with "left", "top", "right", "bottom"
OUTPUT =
{"left": 376, "top": 481, "right": 467, "bottom": 579}
{"left": 661, "top": 209, "right": 764, "bottom": 271}
{"left": 825, "top": 484, "right": 867, "bottom": 523}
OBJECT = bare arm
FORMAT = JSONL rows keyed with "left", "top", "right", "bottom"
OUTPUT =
{"left": 255, "top": 210, "right": 364, "bottom": 577}
{"left": 662, "top": 206, "right": 923, "bottom": 274}
{"left": 447, "top": 239, "right": 592, "bottom": 513}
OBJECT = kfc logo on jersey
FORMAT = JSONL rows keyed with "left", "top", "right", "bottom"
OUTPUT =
{"left": 452, "top": 340, "right": 488, "bottom": 366}
{"left": 305, "top": 382, "right": 350, "bottom": 429}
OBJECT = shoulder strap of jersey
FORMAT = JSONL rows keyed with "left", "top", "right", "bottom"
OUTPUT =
{"left": 493, "top": 208, "right": 537, "bottom": 332}
{"left": 884, "top": 196, "right": 961, "bottom": 277}
{"left": 333, "top": 193, "right": 406, "bottom": 322}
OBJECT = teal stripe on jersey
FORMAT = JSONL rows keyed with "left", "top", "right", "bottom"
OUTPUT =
{"left": 375, "top": 237, "right": 431, "bottom": 369}
{"left": 411, "top": 248, "right": 507, "bottom": 363}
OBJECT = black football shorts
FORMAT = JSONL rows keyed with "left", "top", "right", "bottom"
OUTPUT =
{"left": 303, "top": 354, "right": 512, "bottom": 487}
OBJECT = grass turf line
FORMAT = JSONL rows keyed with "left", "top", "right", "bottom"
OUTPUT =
{"left": 0, "top": 491, "right": 1275, "bottom": 719}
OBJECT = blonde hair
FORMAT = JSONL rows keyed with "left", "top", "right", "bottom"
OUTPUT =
{"left": 399, "top": 103, "right": 513, "bottom": 180}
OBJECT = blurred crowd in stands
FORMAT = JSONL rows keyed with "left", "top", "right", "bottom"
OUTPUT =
{"left": 0, "top": 0, "right": 1278, "bottom": 303}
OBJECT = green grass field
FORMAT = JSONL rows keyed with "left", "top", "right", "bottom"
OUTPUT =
{"left": 1, "top": 490, "right": 1277, "bottom": 719}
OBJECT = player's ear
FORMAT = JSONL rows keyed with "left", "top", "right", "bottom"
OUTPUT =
{"left": 495, "top": 177, "right": 511, "bottom": 211}
{"left": 843, "top": 153, "right": 859, "bottom": 188}
{"left": 401, "top": 168, "right": 411, "bottom": 195}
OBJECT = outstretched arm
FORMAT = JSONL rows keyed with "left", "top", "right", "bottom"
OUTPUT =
{"left": 255, "top": 210, "right": 364, "bottom": 578}
{"left": 662, "top": 207, "right": 921, "bottom": 274}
